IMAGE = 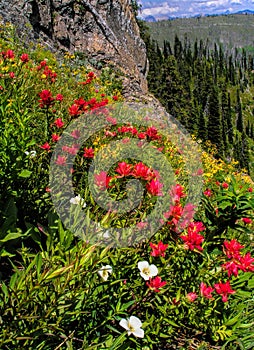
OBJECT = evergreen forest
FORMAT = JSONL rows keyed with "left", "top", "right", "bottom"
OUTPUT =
{"left": 139, "top": 21, "right": 254, "bottom": 178}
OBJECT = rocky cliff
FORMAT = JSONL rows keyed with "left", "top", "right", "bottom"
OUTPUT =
{"left": 0, "top": 0, "right": 148, "bottom": 96}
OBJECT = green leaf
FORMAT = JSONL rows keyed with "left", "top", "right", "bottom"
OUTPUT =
{"left": 164, "top": 318, "right": 179, "bottom": 327}
{"left": 120, "top": 300, "right": 135, "bottom": 312}
{"left": 225, "top": 309, "right": 244, "bottom": 326}
{"left": 0, "top": 231, "right": 23, "bottom": 243}
{"left": 35, "top": 253, "right": 43, "bottom": 278}
{"left": 18, "top": 169, "right": 32, "bottom": 178}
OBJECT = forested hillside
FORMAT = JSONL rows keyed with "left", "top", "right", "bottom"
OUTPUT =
{"left": 139, "top": 20, "right": 254, "bottom": 177}
{"left": 146, "top": 14, "right": 254, "bottom": 54}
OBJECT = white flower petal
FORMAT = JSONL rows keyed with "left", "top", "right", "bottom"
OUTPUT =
{"left": 98, "top": 270, "right": 108, "bottom": 281}
{"left": 98, "top": 265, "right": 112, "bottom": 281}
{"left": 138, "top": 261, "right": 149, "bottom": 271}
{"left": 149, "top": 264, "right": 158, "bottom": 277}
{"left": 129, "top": 316, "right": 142, "bottom": 328}
{"left": 119, "top": 318, "right": 129, "bottom": 331}
{"left": 133, "top": 328, "right": 144, "bottom": 338}
{"left": 140, "top": 272, "right": 150, "bottom": 280}
{"left": 104, "top": 265, "right": 113, "bottom": 274}
{"left": 70, "top": 195, "right": 86, "bottom": 207}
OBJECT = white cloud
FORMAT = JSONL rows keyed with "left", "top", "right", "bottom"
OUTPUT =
{"left": 231, "top": 0, "right": 242, "bottom": 4}
{"left": 139, "top": 0, "right": 254, "bottom": 19}
{"left": 141, "top": 2, "right": 179, "bottom": 16}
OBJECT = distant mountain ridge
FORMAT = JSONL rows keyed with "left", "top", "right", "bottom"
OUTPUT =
{"left": 143, "top": 9, "right": 254, "bottom": 22}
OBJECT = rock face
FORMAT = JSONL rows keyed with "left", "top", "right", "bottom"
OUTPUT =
{"left": 0, "top": 0, "right": 148, "bottom": 95}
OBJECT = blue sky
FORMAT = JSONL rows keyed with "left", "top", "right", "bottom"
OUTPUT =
{"left": 138, "top": 0, "right": 254, "bottom": 19}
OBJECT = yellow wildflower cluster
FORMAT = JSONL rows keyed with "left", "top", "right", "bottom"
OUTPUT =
{"left": 64, "top": 51, "right": 75, "bottom": 60}
{"left": 202, "top": 151, "right": 231, "bottom": 180}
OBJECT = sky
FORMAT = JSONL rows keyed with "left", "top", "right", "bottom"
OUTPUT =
{"left": 138, "top": 0, "right": 254, "bottom": 20}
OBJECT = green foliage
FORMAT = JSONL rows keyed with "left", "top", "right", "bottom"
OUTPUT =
{"left": 141, "top": 20, "right": 254, "bottom": 176}
{"left": 0, "top": 20, "right": 253, "bottom": 350}
{"left": 147, "top": 14, "right": 254, "bottom": 55}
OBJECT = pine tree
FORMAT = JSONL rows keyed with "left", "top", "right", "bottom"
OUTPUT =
{"left": 221, "top": 86, "right": 229, "bottom": 154}
{"left": 240, "top": 132, "right": 250, "bottom": 172}
{"left": 226, "top": 92, "right": 234, "bottom": 144}
{"left": 236, "top": 89, "right": 244, "bottom": 133}
{"left": 174, "top": 35, "right": 183, "bottom": 60}
{"left": 207, "top": 84, "right": 223, "bottom": 155}
{"left": 163, "top": 40, "right": 172, "bottom": 58}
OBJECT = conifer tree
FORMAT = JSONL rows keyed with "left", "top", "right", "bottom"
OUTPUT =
{"left": 163, "top": 40, "right": 172, "bottom": 58}
{"left": 226, "top": 92, "right": 234, "bottom": 144}
{"left": 221, "top": 86, "right": 229, "bottom": 154}
{"left": 240, "top": 132, "right": 250, "bottom": 172}
{"left": 207, "top": 84, "right": 223, "bottom": 155}
{"left": 174, "top": 35, "right": 183, "bottom": 60}
{"left": 236, "top": 89, "right": 244, "bottom": 133}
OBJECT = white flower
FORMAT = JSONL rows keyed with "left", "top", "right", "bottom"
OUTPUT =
{"left": 138, "top": 261, "right": 158, "bottom": 280}
{"left": 98, "top": 265, "right": 113, "bottom": 281}
{"left": 25, "top": 150, "right": 36, "bottom": 158}
{"left": 102, "top": 229, "right": 110, "bottom": 239}
{"left": 70, "top": 194, "right": 86, "bottom": 208}
{"left": 119, "top": 316, "right": 144, "bottom": 338}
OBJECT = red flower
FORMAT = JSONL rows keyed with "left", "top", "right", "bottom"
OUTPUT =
{"left": 94, "top": 171, "right": 113, "bottom": 190}
{"left": 146, "top": 126, "right": 160, "bottom": 140}
{"left": 164, "top": 203, "right": 183, "bottom": 228}
{"left": 242, "top": 217, "right": 252, "bottom": 224}
{"left": 20, "top": 53, "right": 29, "bottom": 63}
{"left": 54, "top": 118, "right": 64, "bottom": 128}
{"left": 200, "top": 282, "right": 214, "bottom": 299}
{"left": 106, "top": 116, "right": 117, "bottom": 125}
{"left": 88, "top": 71, "right": 95, "bottom": 78}
{"left": 146, "top": 276, "right": 166, "bottom": 292}
{"left": 203, "top": 188, "right": 212, "bottom": 197}
{"left": 223, "top": 239, "right": 244, "bottom": 259}
{"left": 39, "top": 89, "right": 54, "bottom": 108}
{"left": 132, "top": 162, "right": 153, "bottom": 181}
{"left": 187, "top": 221, "right": 205, "bottom": 234}
{"left": 138, "top": 132, "right": 146, "bottom": 139}
{"left": 55, "top": 155, "right": 66, "bottom": 166}
{"left": 238, "top": 253, "right": 254, "bottom": 272}
{"left": 69, "top": 104, "right": 80, "bottom": 116}
{"left": 222, "top": 261, "right": 241, "bottom": 277}
{"left": 9, "top": 72, "right": 15, "bottom": 79}
{"left": 186, "top": 292, "right": 198, "bottom": 302}
{"left": 83, "top": 147, "right": 94, "bottom": 158}
{"left": 42, "top": 66, "right": 57, "bottom": 82}
{"left": 74, "top": 97, "right": 87, "bottom": 108}
{"left": 3, "top": 49, "right": 15, "bottom": 59}
{"left": 248, "top": 187, "right": 253, "bottom": 192}
{"left": 40, "top": 142, "right": 50, "bottom": 151}
{"left": 169, "top": 184, "right": 186, "bottom": 203}
{"left": 118, "top": 126, "right": 133, "bottom": 134}
{"left": 62, "top": 145, "right": 79, "bottom": 155}
{"left": 55, "top": 94, "right": 63, "bottom": 101}
{"left": 222, "top": 182, "right": 229, "bottom": 189}
{"left": 150, "top": 241, "right": 168, "bottom": 257}
{"left": 51, "top": 133, "right": 61, "bottom": 142}
{"left": 115, "top": 162, "right": 132, "bottom": 177}
{"left": 214, "top": 280, "right": 235, "bottom": 302}
{"left": 112, "top": 95, "right": 118, "bottom": 101}
{"left": 180, "top": 228, "right": 204, "bottom": 251}
{"left": 146, "top": 179, "right": 163, "bottom": 196}
{"left": 71, "top": 129, "right": 81, "bottom": 139}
